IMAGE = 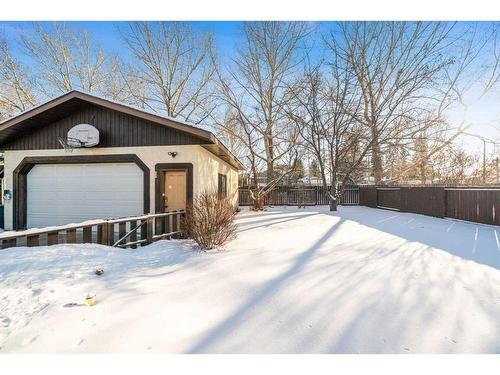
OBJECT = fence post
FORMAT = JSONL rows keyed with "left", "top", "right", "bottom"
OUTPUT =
{"left": 443, "top": 188, "right": 448, "bottom": 219}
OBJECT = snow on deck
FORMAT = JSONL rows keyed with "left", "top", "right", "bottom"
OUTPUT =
{"left": 1, "top": 206, "right": 499, "bottom": 353}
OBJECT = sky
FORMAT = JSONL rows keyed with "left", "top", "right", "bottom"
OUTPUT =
{"left": 0, "top": 21, "right": 499, "bottom": 157}
{"left": 0, "top": 21, "right": 247, "bottom": 62}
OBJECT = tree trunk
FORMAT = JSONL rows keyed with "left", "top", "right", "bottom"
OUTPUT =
{"left": 419, "top": 162, "right": 426, "bottom": 184}
{"left": 251, "top": 193, "right": 265, "bottom": 211}
{"left": 266, "top": 160, "right": 274, "bottom": 183}
{"left": 249, "top": 188, "right": 266, "bottom": 211}
{"left": 329, "top": 196, "right": 337, "bottom": 211}
{"left": 371, "top": 140, "right": 383, "bottom": 184}
{"left": 329, "top": 182, "right": 337, "bottom": 211}
{"left": 265, "top": 132, "right": 274, "bottom": 182}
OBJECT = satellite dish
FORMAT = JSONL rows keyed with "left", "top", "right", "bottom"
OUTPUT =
{"left": 67, "top": 124, "right": 100, "bottom": 148}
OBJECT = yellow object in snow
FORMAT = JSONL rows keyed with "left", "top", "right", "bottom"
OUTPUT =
{"left": 86, "top": 296, "right": 96, "bottom": 306}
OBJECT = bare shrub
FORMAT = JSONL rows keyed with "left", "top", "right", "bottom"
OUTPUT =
{"left": 183, "top": 193, "right": 237, "bottom": 250}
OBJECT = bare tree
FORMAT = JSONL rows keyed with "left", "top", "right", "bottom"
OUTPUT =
{"left": 480, "top": 23, "right": 500, "bottom": 95}
{"left": 212, "top": 22, "right": 308, "bottom": 209}
{"left": 120, "top": 22, "right": 215, "bottom": 124}
{"left": 0, "top": 36, "right": 37, "bottom": 120}
{"left": 21, "top": 23, "right": 109, "bottom": 97}
{"left": 286, "top": 57, "right": 363, "bottom": 210}
{"left": 214, "top": 106, "right": 248, "bottom": 161}
{"left": 327, "top": 22, "right": 476, "bottom": 184}
{"left": 427, "top": 144, "right": 480, "bottom": 185}
{"left": 100, "top": 56, "right": 150, "bottom": 107}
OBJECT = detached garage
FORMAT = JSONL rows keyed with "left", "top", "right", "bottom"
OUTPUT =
{"left": 0, "top": 91, "right": 241, "bottom": 230}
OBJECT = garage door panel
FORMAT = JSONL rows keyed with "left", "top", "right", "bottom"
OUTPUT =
{"left": 27, "top": 163, "right": 144, "bottom": 228}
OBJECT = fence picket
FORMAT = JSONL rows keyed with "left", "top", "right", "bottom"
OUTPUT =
{"left": 83, "top": 227, "right": 92, "bottom": 243}
{"left": 47, "top": 231, "right": 59, "bottom": 246}
{"left": 67, "top": 229, "right": 76, "bottom": 244}
{"left": 119, "top": 223, "right": 126, "bottom": 241}
{"left": 238, "top": 186, "right": 359, "bottom": 206}
{"left": 27, "top": 235, "right": 39, "bottom": 247}
{"left": 2, "top": 238, "right": 16, "bottom": 249}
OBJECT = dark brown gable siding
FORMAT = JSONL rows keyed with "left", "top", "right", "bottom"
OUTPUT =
{"left": 1, "top": 104, "right": 209, "bottom": 150}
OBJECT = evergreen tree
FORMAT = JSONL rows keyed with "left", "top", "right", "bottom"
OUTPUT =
{"left": 309, "top": 159, "right": 320, "bottom": 177}
{"left": 293, "top": 159, "right": 305, "bottom": 183}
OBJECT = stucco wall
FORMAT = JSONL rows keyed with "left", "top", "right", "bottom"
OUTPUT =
{"left": 2, "top": 145, "right": 239, "bottom": 230}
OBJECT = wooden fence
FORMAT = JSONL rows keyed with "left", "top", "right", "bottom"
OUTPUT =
{"left": 238, "top": 186, "right": 359, "bottom": 206}
{"left": 0, "top": 211, "right": 185, "bottom": 250}
{"left": 359, "top": 186, "right": 500, "bottom": 226}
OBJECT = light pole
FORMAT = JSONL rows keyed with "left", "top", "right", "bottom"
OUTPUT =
{"left": 496, "top": 156, "right": 499, "bottom": 184}
{"left": 482, "top": 138, "right": 486, "bottom": 184}
{"left": 461, "top": 132, "right": 500, "bottom": 185}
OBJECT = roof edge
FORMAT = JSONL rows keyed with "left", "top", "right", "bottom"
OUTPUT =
{"left": 0, "top": 90, "right": 243, "bottom": 170}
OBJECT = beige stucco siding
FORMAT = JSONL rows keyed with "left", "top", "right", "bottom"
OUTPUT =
{"left": 2, "top": 145, "right": 239, "bottom": 230}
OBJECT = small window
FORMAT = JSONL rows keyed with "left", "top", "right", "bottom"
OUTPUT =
{"left": 218, "top": 173, "right": 227, "bottom": 198}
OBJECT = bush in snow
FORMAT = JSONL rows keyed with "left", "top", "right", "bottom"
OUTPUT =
{"left": 183, "top": 193, "right": 237, "bottom": 250}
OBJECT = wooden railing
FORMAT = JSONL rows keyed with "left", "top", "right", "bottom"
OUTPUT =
{"left": 0, "top": 211, "right": 185, "bottom": 250}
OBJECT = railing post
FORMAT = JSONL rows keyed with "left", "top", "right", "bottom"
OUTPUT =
{"left": 147, "top": 217, "right": 153, "bottom": 244}
{"left": 102, "top": 223, "right": 108, "bottom": 246}
{"left": 101, "top": 222, "right": 113, "bottom": 246}
{"left": 172, "top": 212, "right": 178, "bottom": 239}
{"left": 130, "top": 220, "right": 137, "bottom": 249}
{"left": 181, "top": 211, "right": 186, "bottom": 238}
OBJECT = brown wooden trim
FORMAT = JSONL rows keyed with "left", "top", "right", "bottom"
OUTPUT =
{"left": 155, "top": 163, "right": 193, "bottom": 213}
{"left": 0, "top": 91, "right": 212, "bottom": 140}
{"left": 200, "top": 144, "right": 243, "bottom": 171}
{"left": 13, "top": 154, "right": 150, "bottom": 230}
{"left": 0, "top": 91, "right": 243, "bottom": 170}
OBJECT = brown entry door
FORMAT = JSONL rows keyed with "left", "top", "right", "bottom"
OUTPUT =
{"left": 164, "top": 170, "right": 187, "bottom": 211}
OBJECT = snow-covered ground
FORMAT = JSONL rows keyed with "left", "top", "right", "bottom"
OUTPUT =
{"left": 1, "top": 206, "right": 500, "bottom": 353}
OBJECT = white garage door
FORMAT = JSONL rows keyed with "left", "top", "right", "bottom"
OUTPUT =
{"left": 27, "top": 163, "right": 144, "bottom": 228}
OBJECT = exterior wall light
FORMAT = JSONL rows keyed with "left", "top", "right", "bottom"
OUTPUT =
{"left": 3, "top": 189, "right": 12, "bottom": 201}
